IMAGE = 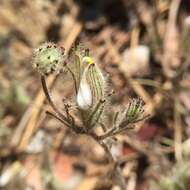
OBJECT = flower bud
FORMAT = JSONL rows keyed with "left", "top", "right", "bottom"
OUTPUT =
{"left": 86, "top": 63, "right": 106, "bottom": 103}
{"left": 77, "top": 65, "right": 93, "bottom": 110}
{"left": 32, "top": 42, "right": 65, "bottom": 75}
{"left": 76, "top": 62, "right": 106, "bottom": 110}
{"left": 115, "top": 98, "right": 146, "bottom": 128}
{"left": 125, "top": 98, "right": 145, "bottom": 123}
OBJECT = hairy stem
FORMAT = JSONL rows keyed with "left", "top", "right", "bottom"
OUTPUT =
{"left": 41, "top": 76, "right": 71, "bottom": 126}
{"left": 65, "top": 65, "right": 78, "bottom": 94}
{"left": 91, "top": 135, "right": 126, "bottom": 190}
{"left": 46, "top": 111, "right": 71, "bottom": 128}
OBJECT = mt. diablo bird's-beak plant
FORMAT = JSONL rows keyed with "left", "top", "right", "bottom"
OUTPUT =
{"left": 32, "top": 42, "right": 149, "bottom": 189}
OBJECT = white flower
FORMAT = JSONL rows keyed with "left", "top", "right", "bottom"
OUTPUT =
{"left": 77, "top": 66, "right": 92, "bottom": 110}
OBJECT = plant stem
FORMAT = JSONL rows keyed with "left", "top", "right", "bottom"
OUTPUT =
{"left": 41, "top": 76, "right": 71, "bottom": 126}
{"left": 91, "top": 135, "right": 126, "bottom": 190}
{"left": 41, "top": 77, "right": 126, "bottom": 189}
{"left": 65, "top": 65, "right": 78, "bottom": 94}
{"left": 45, "top": 111, "right": 71, "bottom": 129}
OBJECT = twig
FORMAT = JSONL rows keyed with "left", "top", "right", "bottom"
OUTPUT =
{"left": 162, "top": 0, "right": 181, "bottom": 77}
{"left": 174, "top": 98, "right": 183, "bottom": 161}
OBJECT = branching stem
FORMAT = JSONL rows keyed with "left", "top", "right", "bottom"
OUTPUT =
{"left": 41, "top": 76, "right": 71, "bottom": 126}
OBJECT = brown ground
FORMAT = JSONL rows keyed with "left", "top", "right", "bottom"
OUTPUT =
{"left": 0, "top": 0, "right": 190, "bottom": 190}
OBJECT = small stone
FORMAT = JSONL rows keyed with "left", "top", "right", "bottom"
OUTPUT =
{"left": 121, "top": 45, "right": 150, "bottom": 77}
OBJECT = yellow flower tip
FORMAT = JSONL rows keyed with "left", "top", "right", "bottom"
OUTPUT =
{"left": 82, "top": 56, "right": 94, "bottom": 65}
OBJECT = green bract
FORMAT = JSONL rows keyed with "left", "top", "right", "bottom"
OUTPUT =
{"left": 76, "top": 62, "right": 106, "bottom": 108}
{"left": 125, "top": 98, "right": 145, "bottom": 123}
{"left": 86, "top": 63, "right": 106, "bottom": 104}
{"left": 67, "top": 45, "right": 89, "bottom": 91}
{"left": 115, "top": 98, "right": 146, "bottom": 129}
{"left": 32, "top": 42, "right": 65, "bottom": 75}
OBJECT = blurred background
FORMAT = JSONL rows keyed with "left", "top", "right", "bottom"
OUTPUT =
{"left": 0, "top": 0, "right": 190, "bottom": 189}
